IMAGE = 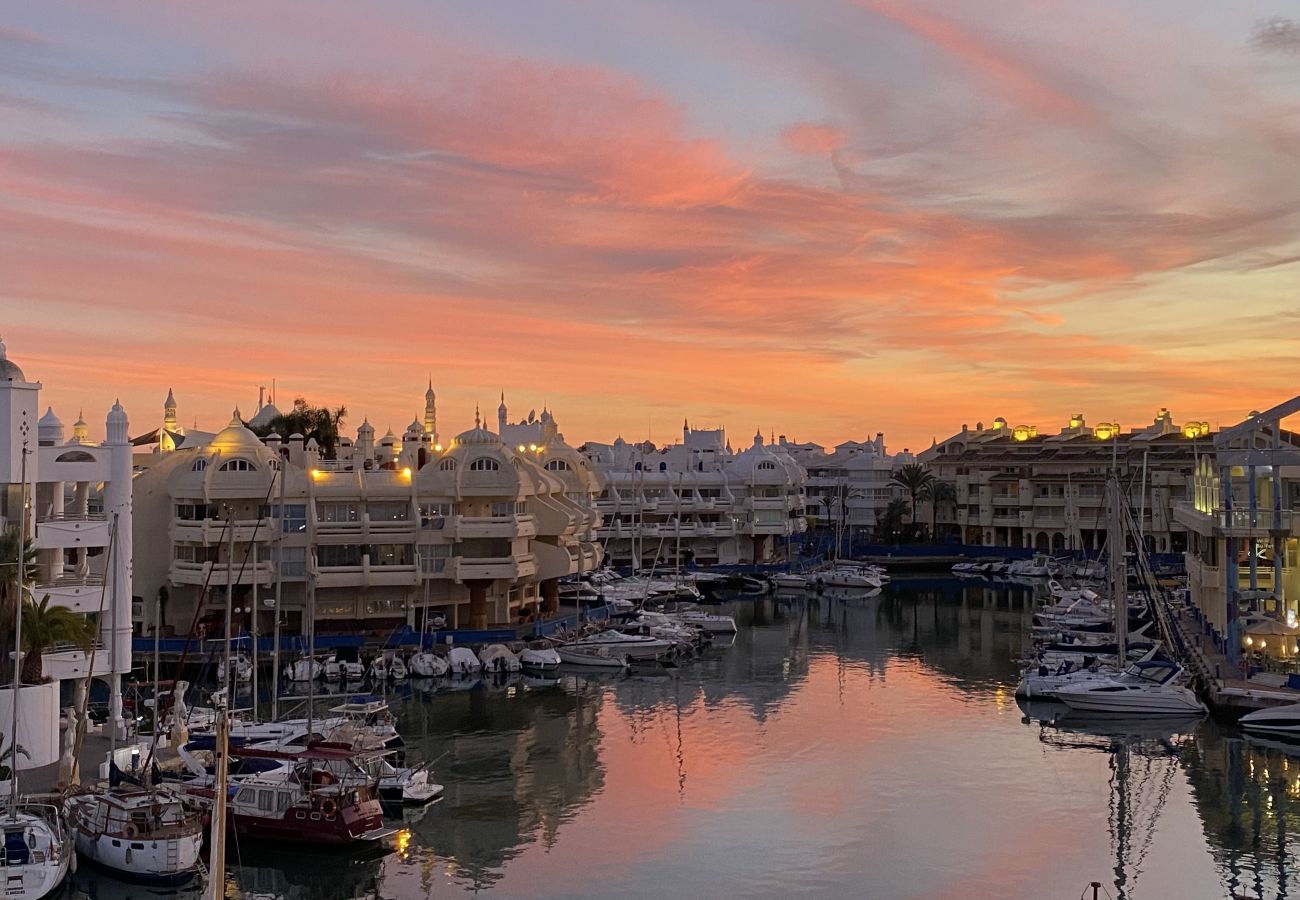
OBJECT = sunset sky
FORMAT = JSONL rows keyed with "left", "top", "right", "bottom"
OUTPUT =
{"left": 4, "top": 1, "right": 1299, "bottom": 452}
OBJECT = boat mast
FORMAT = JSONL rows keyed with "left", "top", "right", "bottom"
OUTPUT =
{"left": 226, "top": 507, "right": 235, "bottom": 706}
{"left": 205, "top": 690, "right": 229, "bottom": 900}
{"left": 1107, "top": 474, "right": 1127, "bottom": 661}
{"left": 271, "top": 456, "right": 286, "bottom": 722}
{"left": 8, "top": 432, "right": 29, "bottom": 818}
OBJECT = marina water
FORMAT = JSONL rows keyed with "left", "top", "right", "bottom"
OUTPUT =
{"left": 70, "top": 579, "right": 1297, "bottom": 899}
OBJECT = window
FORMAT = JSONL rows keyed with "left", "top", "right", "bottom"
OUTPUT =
{"left": 490, "top": 501, "right": 527, "bottom": 516}
{"left": 219, "top": 459, "right": 256, "bottom": 472}
{"left": 419, "top": 502, "right": 457, "bottom": 528}
{"left": 757, "top": 461, "right": 777, "bottom": 471}
{"left": 418, "top": 544, "right": 451, "bottom": 574}
{"left": 274, "top": 546, "right": 306, "bottom": 577}
{"left": 55, "top": 450, "right": 96, "bottom": 463}
{"left": 317, "top": 545, "right": 363, "bottom": 567}
{"left": 469, "top": 457, "right": 500, "bottom": 471}
{"left": 258, "top": 790, "right": 275, "bottom": 812}
{"left": 174, "top": 502, "right": 218, "bottom": 521}
{"left": 192, "top": 459, "right": 208, "bottom": 472}
{"left": 279, "top": 504, "right": 307, "bottom": 533}
{"left": 316, "top": 502, "right": 359, "bottom": 523}
{"left": 367, "top": 501, "right": 410, "bottom": 522}
{"left": 545, "top": 459, "right": 571, "bottom": 472}
{"left": 659, "top": 462, "right": 668, "bottom": 472}
{"left": 439, "top": 459, "right": 457, "bottom": 471}
{"left": 370, "top": 544, "right": 413, "bottom": 566}
{"left": 277, "top": 793, "right": 292, "bottom": 812}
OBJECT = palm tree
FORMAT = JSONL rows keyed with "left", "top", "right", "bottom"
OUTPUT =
{"left": 890, "top": 464, "right": 935, "bottom": 527}
{"left": 876, "top": 498, "right": 910, "bottom": 543}
{"left": 20, "top": 596, "right": 97, "bottom": 684}
{"left": 249, "top": 397, "right": 348, "bottom": 459}
{"left": 921, "top": 481, "right": 958, "bottom": 543}
{"left": 0, "top": 525, "right": 37, "bottom": 683}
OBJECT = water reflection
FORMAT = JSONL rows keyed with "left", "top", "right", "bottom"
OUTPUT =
{"left": 157, "top": 579, "right": 1300, "bottom": 897}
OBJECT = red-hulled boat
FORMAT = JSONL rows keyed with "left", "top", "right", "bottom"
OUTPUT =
{"left": 215, "top": 743, "right": 395, "bottom": 846}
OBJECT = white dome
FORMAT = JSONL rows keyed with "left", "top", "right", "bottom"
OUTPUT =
{"left": 209, "top": 409, "right": 267, "bottom": 455}
{"left": 248, "top": 401, "right": 281, "bottom": 428}
{"left": 38, "top": 406, "right": 62, "bottom": 428}
{"left": 0, "top": 338, "right": 26, "bottom": 382}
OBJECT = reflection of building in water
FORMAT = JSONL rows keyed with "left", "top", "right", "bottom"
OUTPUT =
{"left": 230, "top": 849, "right": 383, "bottom": 900}
{"left": 395, "top": 681, "right": 607, "bottom": 892}
{"left": 1184, "top": 728, "right": 1300, "bottom": 900}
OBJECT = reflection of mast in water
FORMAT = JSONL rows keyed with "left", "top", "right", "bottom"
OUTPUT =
{"left": 1024, "top": 709, "right": 1187, "bottom": 899}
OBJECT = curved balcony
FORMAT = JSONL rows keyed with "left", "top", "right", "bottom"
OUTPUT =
{"left": 34, "top": 513, "right": 110, "bottom": 550}
{"left": 33, "top": 575, "right": 108, "bottom": 614}
{"left": 169, "top": 560, "right": 276, "bottom": 587}
{"left": 169, "top": 518, "right": 276, "bottom": 545}
{"left": 451, "top": 514, "right": 537, "bottom": 540}
{"left": 454, "top": 554, "right": 537, "bottom": 582}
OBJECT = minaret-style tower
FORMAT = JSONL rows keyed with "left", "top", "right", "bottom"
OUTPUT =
{"left": 72, "top": 411, "right": 92, "bottom": 445}
{"left": 164, "top": 387, "right": 178, "bottom": 433}
{"left": 424, "top": 379, "right": 438, "bottom": 443}
{"left": 497, "top": 392, "right": 508, "bottom": 434}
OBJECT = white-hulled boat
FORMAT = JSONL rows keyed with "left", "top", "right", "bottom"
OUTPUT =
{"left": 368, "top": 656, "right": 388, "bottom": 682}
{"left": 66, "top": 788, "right": 204, "bottom": 884}
{"left": 1239, "top": 702, "right": 1300, "bottom": 737}
{"left": 323, "top": 656, "right": 342, "bottom": 682}
{"left": 1015, "top": 660, "right": 1121, "bottom": 699}
{"left": 389, "top": 656, "right": 408, "bottom": 681}
{"left": 408, "top": 652, "right": 449, "bottom": 678}
{"left": 283, "top": 656, "right": 323, "bottom": 682}
{"left": 1054, "top": 660, "right": 1205, "bottom": 715}
{"left": 771, "top": 573, "right": 810, "bottom": 590}
{"left": 520, "top": 646, "right": 561, "bottom": 670}
{"left": 564, "top": 630, "right": 674, "bottom": 660}
{"left": 479, "top": 645, "right": 522, "bottom": 673}
{"left": 677, "top": 610, "right": 737, "bottom": 634}
{"left": 0, "top": 802, "right": 73, "bottom": 899}
{"left": 343, "top": 658, "right": 365, "bottom": 681}
{"left": 447, "top": 647, "right": 481, "bottom": 676}
{"left": 556, "top": 646, "right": 629, "bottom": 669}
{"left": 217, "top": 652, "right": 254, "bottom": 685}
{"left": 813, "top": 565, "right": 883, "bottom": 590}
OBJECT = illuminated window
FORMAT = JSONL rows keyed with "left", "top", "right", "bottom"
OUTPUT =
{"left": 219, "top": 459, "right": 256, "bottom": 472}
{"left": 469, "top": 458, "right": 500, "bottom": 472}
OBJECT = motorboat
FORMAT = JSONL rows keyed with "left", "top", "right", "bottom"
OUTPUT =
{"left": 676, "top": 610, "right": 737, "bottom": 634}
{"left": 0, "top": 801, "right": 73, "bottom": 899}
{"left": 65, "top": 786, "right": 204, "bottom": 884}
{"left": 323, "top": 656, "right": 342, "bottom": 682}
{"left": 408, "top": 652, "right": 449, "bottom": 679}
{"left": 447, "top": 647, "right": 481, "bottom": 676}
{"left": 951, "top": 561, "right": 983, "bottom": 576}
{"left": 389, "top": 656, "right": 408, "bottom": 681}
{"left": 368, "top": 656, "right": 388, "bottom": 682}
{"left": 283, "top": 656, "right": 323, "bottom": 682}
{"left": 519, "top": 645, "right": 561, "bottom": 670}
{"left": 343, "top": 659, "right": 365, "bottom": 681}
{"left": 327, "top": 697, "right": 403, "bottom": 752}
{"left": 479, "top": 645, "right": 522, "bottom": 674}
{"left": 1054, "top": 660, "right": 1205, "bottom": 715}
{"left": 771, "top": 573, "right": 811, "bottom": 590}
{"left": 1015, "top": 659, "right": 1122, "bottom": 699}
{"left": 1239, "top": 702, "right": 1300, "bottom": 738}
{"left": 1008, "top": 554, "right": 1056, "bottom": 578}
{"left": 563, "top": 629, "right": 675, "bottom": 660}
{"left": 556, "top": 646, "right": 629, "bottom": 669}
{"left": 811, "top": 565, "right": 883, "bottom": 590}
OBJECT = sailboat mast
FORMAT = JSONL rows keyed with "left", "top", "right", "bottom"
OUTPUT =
{"left": 271, "top": 458, "right": 286, "bottom": 722}
{"left": 8, "top": 433, "right": 29, "bottom": 817}
{"left": 205, "top": 696, "right": 229, "bottom": 900}
{"left": 225, "top": 508, "right": 235, "bottom": 706}
{"left": 1108, "top": 475, "right": 1127, "bottom": 660}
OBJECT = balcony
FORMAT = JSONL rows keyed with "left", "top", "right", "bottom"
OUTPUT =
{"left": 169, "top": 518, "right": 276, "bottom": 545}
{"left": 42, "top": 639, "right": 116, "bottom": 680}
{"left": 1174, "top": 501, "right": 1297, "bottom": 537}
{"left": 454, "top": 554, "right": 537, "bottom": 581}
{"left": 169, "top": 560, "right": 276, "bottom": 587}
{"left": 34, "top": 513, "right": 110, "bottom": 550}
{"left": 452, "top": 514, "right": 537, "bottom": 540}
{"left": 33, "top": 575, "right": 107, "bottom": 614}
{"left": 314, "top": 559, "right": 419, "bottom": 588}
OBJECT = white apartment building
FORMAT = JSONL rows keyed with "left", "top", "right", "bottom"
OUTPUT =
{"left": 0, "top": 339, "right": 135, "bottom": 761}
{"left": 131, "top": 389, "right": 603, "bottom": 638}
{"left": 779, "top": 433, "right": 911, "bottom": 544}
{"left": 921, "top": 409, "right": 1210, "bottom": 553}
{"left": 1175, "top": 398, "right": 1300, "bottom": 661}
{"left": 581, "top": 423, "right": 806, "bottom": 568}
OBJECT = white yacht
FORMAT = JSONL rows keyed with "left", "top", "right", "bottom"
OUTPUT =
{"left": 1054, "top": 660, "right": 1205, "bottom": 715}
{"left": 0, "top": 802, "right": 73, "bottom": 899}
{"left": 368, "top": 656, "right": 388, "bottom": 682}
{"left": 343, "top": 658, "right": 365, "bottom": 681}
{"left": 772, "top": 573, "right": 811, "bottom": 590}
{"left": 323, "top": 656, "right": 342, "bottom": 682}
{"left": 408, "top": 651, "right": 449, "bottom": 678}
{"left": 1239, "top": 702, "right": 1300, "bottom": 738}
{"left": 1015, "top": 659, "right": 1121, "bottom": 699}
{"left": 389, "top": 656, "right": 408, "bottom": 681}
{"left": 556, "top": 645, "right": 629, "bottom": 669}
{"left": 217, "top": 652, "right": 254, "bottom": 685}
{"left": 479, "top": 645, "right": 522, "bottom": 673}
{"left": 813, "top": 565, "right": 883, "bottom": 590}
{"left": 564, "top": 630, "right": 674, "bottom": 660}
{"left": 283, "top": 656, "right": 323, "bottom": 682}
{"left": 676, "top": 609, "right": 738, "bottom": 634}
{"left": 65, "top": 788, "right": 204, "bottom": 884}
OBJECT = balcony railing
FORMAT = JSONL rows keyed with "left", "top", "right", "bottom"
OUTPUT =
{"left": 37, "top": 512, "right": 108, "bottom": 523}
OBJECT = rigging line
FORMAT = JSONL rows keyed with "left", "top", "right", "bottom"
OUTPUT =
{"left": 65, "top": 512, "right": 118, "bottom": 786}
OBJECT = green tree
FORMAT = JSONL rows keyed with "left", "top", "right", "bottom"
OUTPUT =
{"left": 921, "top": 480, "right": 958, "bottom": 543}
{"left": 876, "top": 498, "right": 910, "bottom": 543}
{"left": 248, "top": 397, "right": 348, "bottom": 459}
{"left": 890, "top": 464, "right": 935, "bottom": 526}
{"left": 20, "top": 596, "right": 97, "bottom": 684}
{"left": 0, "top": 525, "right": 37, "bottom": 683}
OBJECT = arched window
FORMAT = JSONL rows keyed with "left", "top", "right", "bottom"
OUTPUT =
{"left": 545, "top": 459, "right": 571, "bottom": 472}
{"left": 469, "top": 458, "right": 500, "bottom": 472}
{"left": 192, "top": 458, "right": 208, "bottom": 472}
{"left": 634, "top": 462, "right": 642, "bottom": 471}
{"left": 219, "top": 459, "right": 256, "bottom": 472}
{"left": 54, "top": 450, "right": 96, "bottom": 463}
{"left": 439, "top": 458, "right": 457, "bottom": 471}
{"left": 659, "top": 462, "right": 668, "bottom": 472}
{"left": 757, "top": 461, "right": 777, "bottom": 471}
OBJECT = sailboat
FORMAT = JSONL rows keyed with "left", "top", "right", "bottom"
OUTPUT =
{"left": 2, "top": 445, "right": 73, "bottom": 899}
{"left": 64, "top": 782, "right": 204, "bottom": 884}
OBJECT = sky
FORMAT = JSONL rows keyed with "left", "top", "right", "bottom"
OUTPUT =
{"left": 3, "top": 1, "right": 1300, "bottom": 453}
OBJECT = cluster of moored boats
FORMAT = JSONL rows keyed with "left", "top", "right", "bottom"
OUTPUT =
{"left": 771, "top": 562, "right": 889, "bottom": 592}
{"left": 952, "top": 553, "right": 1103, "bottom": 581}
{"left": 1013, "top": 579, "right": 1204, "bottom": 715}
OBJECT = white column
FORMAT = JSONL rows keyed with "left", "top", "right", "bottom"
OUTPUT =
{"left": 103, "top": 403, "right": 133, "bottom": 740}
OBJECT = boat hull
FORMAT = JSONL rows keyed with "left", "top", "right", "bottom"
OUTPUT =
{"left": 72, "top": 830, "right": 203, "bottom": 885}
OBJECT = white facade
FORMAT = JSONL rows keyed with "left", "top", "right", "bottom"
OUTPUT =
{"left": 779, "top": 433, "right": 911, "bottom": 543}
{"left": 582, "top": 423, "right": 806, "bottom": 568}
{"left": 0, "top": 339, "right": 134, "bottom": 750}
{"left": 132, "top": 392, "right": 603, "bottom": 637}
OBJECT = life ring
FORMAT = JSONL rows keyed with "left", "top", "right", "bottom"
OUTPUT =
{"left": 123, "top": 823, "right": 139, "bottom": 839}
{"left": 320, "top": 798, "right": 337, "bottom": 817}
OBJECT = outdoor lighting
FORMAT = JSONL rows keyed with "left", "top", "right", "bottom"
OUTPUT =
{"left": 1246, "top": 636, "right": 1254, "bottom": 646}
{"left": 518, "top": 444, "right": 527, "bottom": 452}
{"left": 310, "top": 468, "right": 323, "bottom": 479}
{"left": 434, "top": 444, "right": 443, "bottom": 452}
{"left": 401, "top": 467, "right": 412, "bottom": 478}
{"left": 529, "top": 444, "right": 538, "bottom": 452}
